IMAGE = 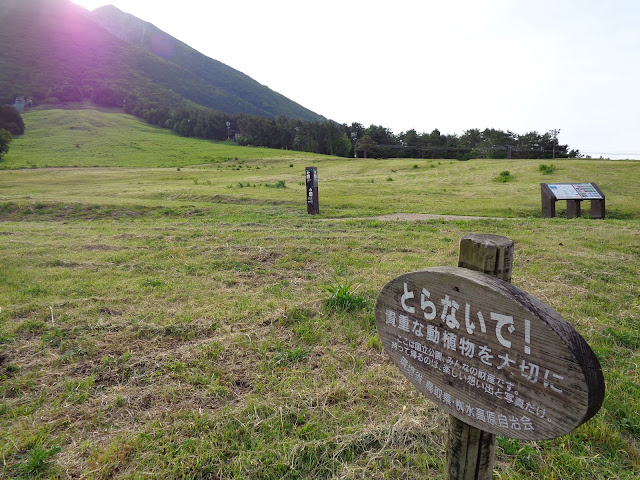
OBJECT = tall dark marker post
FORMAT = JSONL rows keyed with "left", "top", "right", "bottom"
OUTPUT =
{"left": 306, "top": 167, "right": 319, "bottom": 215}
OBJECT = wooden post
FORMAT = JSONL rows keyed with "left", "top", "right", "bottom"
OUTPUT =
{"left": 540, "top": 184, "right": 556, "bottom": 218}
{"left": 566, "top": 200, "right": 582, "bottom": 219}
{"left": 446, "top": 234, "right": 514, "bottom": 480}
{"left": 306, "top": 166, "right": 319, "bottom": 215}
{"left": 590, "top": 183, "right": 606, "bottom": 219}
{"left": 590, "top": 199, "right": 605, "bottom": 219}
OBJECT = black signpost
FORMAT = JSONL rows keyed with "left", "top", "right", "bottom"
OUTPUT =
{"left": 541, "top": 183, "right": 605, "bottom": 219}
{"left": 306, "top": 167, "right": 319, "bottom": 215}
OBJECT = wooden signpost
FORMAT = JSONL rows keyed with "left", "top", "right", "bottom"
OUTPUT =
{"left": 375, "top": 234, "right": 605, "bottom": 479}
{"left": 306, "top": 166, "right": 319, "bottom": 215}
{"left": 541, "top": 182, "right": 605, "bottom": 219}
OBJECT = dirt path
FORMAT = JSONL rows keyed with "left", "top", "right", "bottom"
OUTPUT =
{"left": 368, "top": 213, "right": 511, "bottom": 221}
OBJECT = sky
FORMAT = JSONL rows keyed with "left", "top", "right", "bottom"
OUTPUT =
{"left": 70, "top": 0, "right": 640, "bottom": 159}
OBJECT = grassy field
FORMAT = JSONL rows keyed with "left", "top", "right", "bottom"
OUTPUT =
{"left": 0, "top": 109, "right": 639, "bottom": 479}
{"left": 1, "top": 108, "right": 319, "bottom": 169}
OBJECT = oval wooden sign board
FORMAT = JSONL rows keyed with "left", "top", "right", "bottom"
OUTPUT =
{"left": 375, "top": 267, "right": 605, "bottom": 441}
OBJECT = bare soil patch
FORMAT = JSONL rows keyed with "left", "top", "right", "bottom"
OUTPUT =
{"left": 372, "top": 213, "right": 510, "bottom": 221}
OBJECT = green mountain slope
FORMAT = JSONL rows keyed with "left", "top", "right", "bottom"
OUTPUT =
{"left": 89, "top": 5, "right": 322, "bottom": 121}
{"left": 0, "top": 0, "right": 323, "bottom": 121}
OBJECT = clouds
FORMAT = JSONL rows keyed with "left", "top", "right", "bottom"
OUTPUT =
{"left": 72, "top": 0, "right": 640, "bottom": 157}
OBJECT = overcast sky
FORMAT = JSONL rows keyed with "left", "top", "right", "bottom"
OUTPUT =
{"left": 71, "top": 0, "right": 640, "bottom": 159}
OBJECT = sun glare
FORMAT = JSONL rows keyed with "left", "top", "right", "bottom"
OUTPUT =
{"left": 69, "top": 0, "right": 109, "bottom": 11}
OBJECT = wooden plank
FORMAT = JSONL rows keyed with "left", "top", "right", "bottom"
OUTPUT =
{"left": 375, "top": 266, "right": 605, "bottom": 440}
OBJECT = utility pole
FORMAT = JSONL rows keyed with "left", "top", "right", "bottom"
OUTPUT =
{"left": 351, "top": 132, "right": 357, "bottom": 158}
{"left": 505, "top": 145, "right": 514, "bottom": 160}
{"left": 550, "top": 129, "right": 560, "bottom": 159}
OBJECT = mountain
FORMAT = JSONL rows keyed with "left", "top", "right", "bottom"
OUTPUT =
{"left": 88, "top": 6, "right": 321, "bottom": 121}
{"left": 0, "top": 0, "right": 324, "bottom": 121}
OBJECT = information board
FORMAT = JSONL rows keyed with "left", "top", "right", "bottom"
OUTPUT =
{"left": 548, "top": 183, "right": 603, "bottom": 200}
{"left": 375, "top": 267, "right": 605, "bottom": 440}
{"left": 572, "top": 183, "right": 603, "bottom": 199}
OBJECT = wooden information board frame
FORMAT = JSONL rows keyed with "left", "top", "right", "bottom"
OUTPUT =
{"left": 541, "top": 183, "right": 605, "bottom": 219}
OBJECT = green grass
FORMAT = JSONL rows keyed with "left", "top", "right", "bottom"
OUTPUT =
{"left": 496, "top": 170, "right": 513, "bottom": 182}
{"left": 1, "top": 108, "right": 319, "bottom": 169}
{"left": 324, "top": 282, "right": 368, "bottom": 312}
{"left": 0, "top": 108, "right": 639, "bottom": 479}
{"left": 538, "top": 163, "right": 557, "bottom": 175}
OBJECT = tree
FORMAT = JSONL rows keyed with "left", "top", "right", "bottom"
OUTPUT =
{"left": 0, "top": 128, "right": 12, "bottom": 160}
{"left": 0, "top": 106, "right": 25, "bottom": 135}
{"left": 355, "top": 135, "right": 378, "bottom": 159}
{"left": 428, "top": 128, "right": 446, "bottom": 147}
{"left": 365, "top": 124, "right": 397, "bottom": 146}
{"left": 333, "top": 133, "right": 352, "bottom": 158}
{"left": 478, "top": 128, "right": 516, "bottom": 159}
{"left": 460, "top": 129, "right": 482, "bottom": 149}
{"left": 517, "top": 131, "right": 544, "bottom": 158}
{"left": 400, "top": 129, "right": 420, "bottom": 147}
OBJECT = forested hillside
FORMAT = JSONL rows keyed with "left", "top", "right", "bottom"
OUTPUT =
{"left": 88, "top": 6, "right": 320, "bottom": 121}
{"left": 0, "top": 0, "right": 323, "bottom": 121}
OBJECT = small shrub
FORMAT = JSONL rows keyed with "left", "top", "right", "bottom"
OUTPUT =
{"left": 274, "top": 347, "right": 307, "bottom": 366}
{"left": 324, "top": 282, "right": 367, "bottom": 312}
{"left": 496, "top": 170, "right": 512, "bottom": 183}
{"left": 265, "top": 180, "right": 286, "bottom": 188}
{"left": 538, "top": 163, "right": 556, "bottom": 175}
{"left": 367, "top": 334, "right": 382, "bottom": 351}
{"left": 12, "top": 445, "right": 61, "bottom": 477}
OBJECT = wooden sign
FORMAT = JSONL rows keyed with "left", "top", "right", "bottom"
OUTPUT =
{"left": 305, "top": 166, "right": 319, "bottom": 215}
{"left": 541, "top": 183, "right": 605, "bottom": 219}
{"left": 545, "top": 183, "right": 603, "bottom": 200}
{"left": 375, "top": 266, "right": 605, "bottom": 440}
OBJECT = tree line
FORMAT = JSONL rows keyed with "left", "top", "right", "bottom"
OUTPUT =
{"left": 3, "top": 87, "right": 580, "bottom": 161}
{"left": 125, "top": 99, "right": 579, "bottom": 159}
